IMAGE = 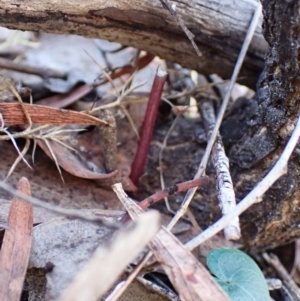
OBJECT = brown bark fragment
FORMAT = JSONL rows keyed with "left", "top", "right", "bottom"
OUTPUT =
{"left": 222, "top": 0, "right": 300, "bottom": 252}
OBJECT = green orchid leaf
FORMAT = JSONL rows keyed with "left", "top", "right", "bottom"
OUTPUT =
{"left": 207, "top": 248, "right": 269, "bottom": 301}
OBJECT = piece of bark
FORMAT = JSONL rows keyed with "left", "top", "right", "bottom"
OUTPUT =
{"left": 0, "top": 0, "right": 267, "bottom": 89}
{"left": 0, "top": 177, "right": 33, "bottom": 301}
{"left": 221, "top": 0, "right": 300, "bottom": 252}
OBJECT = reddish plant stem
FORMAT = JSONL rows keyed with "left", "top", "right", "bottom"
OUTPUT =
{"left": 129, "top": 67, "right": 168, "bottom": 184}
{"left": 138, "top": 176, "right": 210, "bottom": 210}
{"left": 120, "top": 176, "right": 211, "bottom": 223}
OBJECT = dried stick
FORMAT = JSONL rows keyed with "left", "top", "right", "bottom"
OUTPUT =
{"left": 158, "top": 114, "right": 180, "bottom": 212}
{"left": 98, "top": 109, "right": 117, "bottom": 172}
{"left": 0, "top": 180, "right": 120, "bottom": 228}
{"left": 166, "top": 3, "right": 262, "bottom": 231}
{"left": 138, "top": 176, "right": 210, "bottom": 210}
{"left": 200, "top": 100, "right": 240, "bottom": 240}
{"left": 107, "top": 184, "right": 160, "bottom": 301}
{"left": 112, "top": 183, "right": 230, "bottom": 301}
{"left": 159, "top": 0, "right": 202, "bottom": 57}
{"left": 0, "top": 57, "right": 65, "bottom": 78}
{"left": 36, "top": 53, "right": 154, "bottom": 108}
{"left": 104, "top": 249, "right": 153, "bottom": 301}
{"left": 263, "top": 253, "right": 300, "bottom": 300}
{"left": 130, "top": 67, "right": 167, "bottom": 184}
{"left": 120, "top": 176, "right": 210, "bottom": 223}
{"left": 185, "top": 114, "right": 300, "bottom": 250}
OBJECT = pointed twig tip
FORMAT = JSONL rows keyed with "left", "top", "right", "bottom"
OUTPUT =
{"left": 157, "top": 66, "right": 168, "bottom": 77}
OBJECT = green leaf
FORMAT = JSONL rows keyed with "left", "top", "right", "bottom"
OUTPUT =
{"left": 207, "top": 248, "right": 269, "bottom": 301}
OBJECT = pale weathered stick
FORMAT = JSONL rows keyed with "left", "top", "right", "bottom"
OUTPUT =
{"left": 167, "top": 3, "right": 262, "bottom": 231}
{"left": 107, "top": 183, "right": 154, "bottom": 301}
{"left": 185, "top": 114, "right": 300, "bottom": 250}
{"left": 200, "top": 100, "right": 240, "bottom": 240}
{"left": 158, "top": 0, "right": 202, "bottom": 57}
{"left": 0, "top": 0, "right": 266, "bottom": 88}
{"left": 104, "top": 250, "right": 153, "bottom": 301}
{"left": 263, "top": 253, "right": 300, "bottom": 300}
{"left": 0, "top": 180, "right": 120, "bottom": 227}
{"left": 60, "top": 211, "right": 160, "bottom": 301}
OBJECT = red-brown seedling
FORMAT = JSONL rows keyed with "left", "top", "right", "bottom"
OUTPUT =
{"left": 121, "top": 176, "right": 211, "bottom": 223}
{"left": 129, "top": 67, "right": 168, "bottom": 184}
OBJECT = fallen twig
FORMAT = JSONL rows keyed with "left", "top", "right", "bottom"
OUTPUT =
{"left": 166, "top": 3, "right": 262, "bottom": 231}
{"left": 138, "top": 176, "right": 210, "bottom": 210}
{"left": 158, "top": 114, "right": 180, "bottom": 213}
{"left": 263, "top": 252, "right": 300, "bottom": 300}
{"left": 0, "top": 180, "right": 121, "bottom": 228}
{"left": 200, "top": 99, "right": 240, "bottom": 240}
{"left": 120, "top": 176, "right": 210, "bottom": 223}
{"left": 185, "top": 114, "right": 300, "bottom": 250}
{"left": 159, "top": 0, "right": 202, "bottom": 56}
{"left": 0, "top": 57, "right": 65, "bottom": 78}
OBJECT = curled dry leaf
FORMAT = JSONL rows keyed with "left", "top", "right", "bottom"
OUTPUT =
{"left": 0, "top": 101, "right": 135, "bottom": 187}
{"left": 36, "top": 124, "right": 134, "bottom": 189}
{"left": 0, "top": 177, "right": 33, "bottom": 301}
{"left": 0, "top": 141, "right": 125, "bottom": 212}
{"left": 37, "top": 139, "right": 118, "bottom": 181}
{"left": 60, "top": 210, "right": 160, "bottom": 301}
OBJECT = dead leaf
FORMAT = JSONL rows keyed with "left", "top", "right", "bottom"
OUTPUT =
{"left": 0, "top": 102, "right": 108, "bottom": 126}
{"left": 60, "top": 210, "right": 160, "bottom": 301}
{"left": 35, "top": 121, "right": 135, "bottom": 189}
{"left": 149, "top": 227, "right": 230, "bottom": 301}
{"left": 37, "top": 139, "right": 118, "bottom": 181}
{"left": 0, "top": 141, "right": 124, "bottom": 212}
{"left": 0, "top": 177, "right": 33, "bottom": 301}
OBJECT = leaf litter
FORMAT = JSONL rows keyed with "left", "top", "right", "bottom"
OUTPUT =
{"left": 0, "top": 9, "right": 284, "bottom": 301}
